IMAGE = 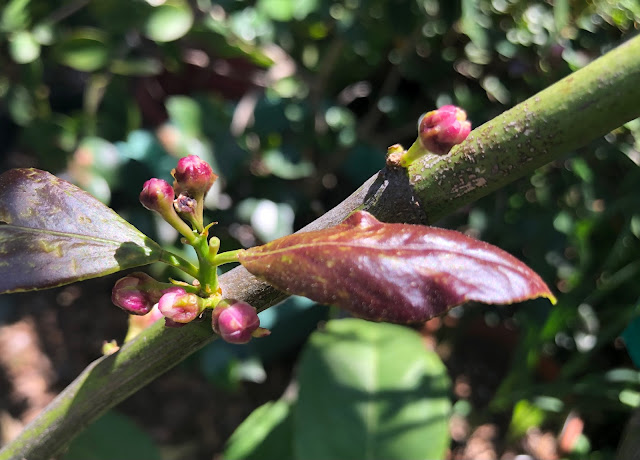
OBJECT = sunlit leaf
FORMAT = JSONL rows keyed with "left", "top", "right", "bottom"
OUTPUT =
{"left": 0, "top": 0, "right": 30, "bottom": 32}
{"left": 294, "top": 319, "right": 451, "bottom": 460}
{"left": 0, "top": 169, "right": 162, "bottom": 293}
{"left": 144, "top": 0, "right": 193, "bottom": 43}
{"left": 9, "top": 30, "right": 40, "bottom": 64}
{"left": 54, "top": 28, "right": 110, "bottom": 72}
{"left": 224, "top": 400, "right": 294, "bottom": 460}
{"left": 239, "top": 211, "right": 556, "bottom": 323}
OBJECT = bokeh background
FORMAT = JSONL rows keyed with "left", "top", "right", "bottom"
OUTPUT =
{"left": 1, "top": 0, "right": 640, "bottom": 459}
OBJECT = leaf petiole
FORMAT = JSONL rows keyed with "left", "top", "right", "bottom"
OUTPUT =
{"left": 159, "top": 249, "right": 200, "bottom": 279}
{"left": 212, "top": 249, "right": 242, "bottom": 266}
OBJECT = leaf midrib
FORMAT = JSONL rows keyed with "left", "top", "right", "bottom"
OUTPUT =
{"left": 0, "top": 224, "right": 138, "bottom": 246}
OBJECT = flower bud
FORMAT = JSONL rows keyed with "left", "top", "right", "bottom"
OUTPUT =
{"left": 111, "top": 272, "right": 164, "bottom": 315}
{"left": 139, "top": 178, "right": 175, "bottom": 214}
{"left": 172, "top": 155, "right": 217, "bottom": 198}
{"left": 212, "top": 300, "right": 267, "bottom": 344}
{"left": 418, "top": 105, "right": 471, "bottom": 155}
{"left": 174, "top": 193, "right": 198, "bottom": 215}
{"left": 158, "top": 286, "right": 204, "bottom": 324}
{"left": 173, "top": 192, "right": 199, "bottom": 226}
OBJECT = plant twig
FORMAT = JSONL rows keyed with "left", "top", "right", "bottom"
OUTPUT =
{"left": 2, "top": 34, "right": 640, "bottom": 460}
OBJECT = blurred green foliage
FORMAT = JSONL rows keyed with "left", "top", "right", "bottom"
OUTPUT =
{"left": 2, "top": 0, "right": 640, "bottom": 458}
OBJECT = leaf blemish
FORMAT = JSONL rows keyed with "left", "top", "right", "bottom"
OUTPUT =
{"left": 38, "top": 239, "right": 64, "bottom": 257}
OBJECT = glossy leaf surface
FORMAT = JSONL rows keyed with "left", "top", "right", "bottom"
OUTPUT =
{"left": 240, "top": 211, "right": 556, "bottom": 323}
{"left": 0, "top": 169, "right": 162, "bottom": 293}
{"left": 224, "top": 400, "right": 294, "bottom": 460}
{"left": 294, "top": 319, "right": 451, "bottom": 460}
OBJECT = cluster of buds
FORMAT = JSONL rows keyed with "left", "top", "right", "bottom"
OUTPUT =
{"left": 138, "top": 155, "right": 217, "bottom": 237}
{"left": 113, "top": 155, "right": 268, "bottom": 344}
{"left": 111, "top": 272, "right": 166, "bottom": 315}
{"left": 111, "top": 273, "right": 268, "bottom": 342}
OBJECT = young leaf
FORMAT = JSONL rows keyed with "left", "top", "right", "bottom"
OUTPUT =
{"left": 0, "top": 169, "right": 162, "bottom": 293}
{"left": 239, "top": 211, "right": 556, "bottom": 324}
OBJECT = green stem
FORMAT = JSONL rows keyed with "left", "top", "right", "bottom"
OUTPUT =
{"left": 213, "top": 249, "right": 242, "bottom": 266}
{"left": 192, "top": 235, "right": 218, "bottom": 295}
{"left": 399, "top": 139, "right": 427, "bottom": 167}
{"left": 158, "top": 250, "right": 199, "bottom": 279}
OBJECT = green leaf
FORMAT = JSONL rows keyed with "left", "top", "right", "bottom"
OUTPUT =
{"left": 508, "top": 399, "right": 546, "bottom": 440}
{"left": 0, "top": 0, "right": 31, "bottom": 32}
{"left": 144, "top": 0, "right": 194, "bottom": 43}
{"left": 262, "top": 149, "right": 314, "bottom": 180}
{"left": 9, "top": 30, "right": 40, "bottom": 64}
{"left": 257, "top": 0, "right": 294, "bottom": 22}
{"left": 224, "top": 400, "right": 294, "bottom": 460}
{"left": 54, "top": 29, "right": 110, "bottom": 72}
{"left": 239, "top": 211, "right": 557, "bottom": 324}
{"left": 63, "top": 411, "right": 161, "bottom": 460}
{"left": 109, "top": 57, "right": 163, "bottom": 76}
{"left": 166, "top": 96, "right": 202, "bottom": 137}
{"left": 623, "top": 313, "right": 640, "bottom": 368}
{"left": 0, "top": 169, "right": 162, "bottom": 293}
{"left": 294, "top": 319, "right": 451, "bottom": 460}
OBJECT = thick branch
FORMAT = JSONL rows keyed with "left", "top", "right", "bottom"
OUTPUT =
{"left": 406, "top": 35, "right": 640, "bottom": 222}
{"left": 2, "top": 35, "right": 640, "bottom": 460}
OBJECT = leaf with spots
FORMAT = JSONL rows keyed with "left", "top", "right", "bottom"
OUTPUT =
{"left": 0, "top": 169, "right": 162, "bottom": 293}
{"left": 239, "top": 211, "right": 556, "bottom": 324}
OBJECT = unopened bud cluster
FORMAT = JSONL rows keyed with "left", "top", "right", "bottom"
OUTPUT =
{"left": 113, "top": 155, "right": 268, "bottom": 343}
{"left": 138, "top": 155, "right": 217, "bottom": 236}
{"left": 111, "top": 273, "right": 268, "bottom": 342}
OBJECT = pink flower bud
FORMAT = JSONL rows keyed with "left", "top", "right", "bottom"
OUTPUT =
{"left": 172, "top": 155, "right": 217, "bottom": 197}
{"left": 212, "top": 300, "right": 264, "bottom": 344}
{"left": 139, "top": 178, "right": 175, "bottom": 214}
{"left": 111, "top": 273, "right": 163, "bottom": 315}
{"left": 158, "top": 287, "right": 203, "bottom": 324}
{"left": 418, "top": 105, "right": 471, "bottom": 155}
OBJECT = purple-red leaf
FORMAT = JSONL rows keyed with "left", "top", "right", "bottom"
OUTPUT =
{"left": 239, "top": 211, "right": 556, "bottom": 324}
{"left": 0, "top": 169, "right": 162, "bottom": 293}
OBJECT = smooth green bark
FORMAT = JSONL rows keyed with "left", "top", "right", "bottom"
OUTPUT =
{"left": 405, "top": 35, "right": 640, "bottom": 223}
{"left": 2, "top": 34, "right": 640, "bottom": 460}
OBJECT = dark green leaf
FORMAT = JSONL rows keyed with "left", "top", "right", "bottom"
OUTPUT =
{"left": 54, "top": 28, "right": 110, "bottom": 72}
{"left": 239, "top": 211, "right": 556, "bottom": 324}
{"left": 63, "top": 411, "right": 161, "bottom": 460}
{"left": 0, "top": 169, "right": 162, "bottom": 293}
{"left": 623, "top": 313, "right": 640, "bottom": 368}
{"left": 294, "top": 319, "right": 451, "bottom": 460}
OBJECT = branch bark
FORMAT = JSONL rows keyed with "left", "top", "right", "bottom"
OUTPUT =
{"left": 2, "top": 35, "right": 640, "bottom": 460}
